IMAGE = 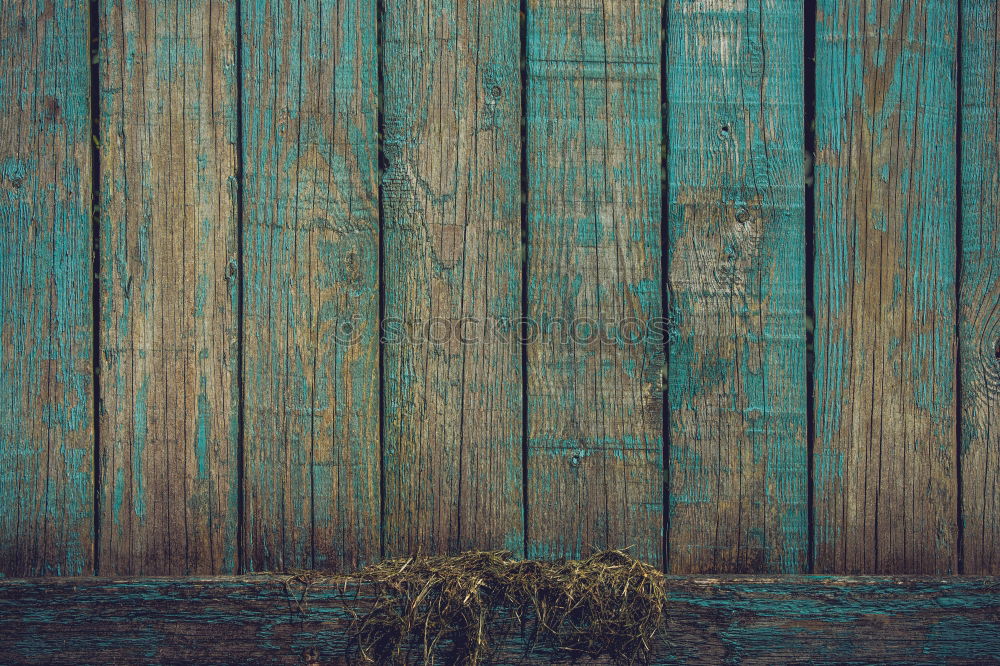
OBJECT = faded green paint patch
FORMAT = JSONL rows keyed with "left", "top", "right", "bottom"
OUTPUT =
{"left": 195, "top": 376, "right": 210, "bottom": 480}
{"left": 133, "top": 377, "right": 149, "bottom": 519}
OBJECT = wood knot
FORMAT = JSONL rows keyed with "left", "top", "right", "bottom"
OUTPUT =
{"left": 343, "top": 251, "right": 360, "bottom": 282}
{"left": 977, "top": 337, "right": 1000, "bottom": 398}
{"left": 42, "top": 96, "right": 61, "bottom": 122}
{"left": 480, "top": 66, "right": 507, "bottom": 130}
{"left": 743, "top": 42, "right": 765, "bottom": 78}
{"left": 3, "top": 157, "right": 28, "bottom": 190}
{"left": 301, "top": 646, "right": 320, "bottom": 665}
{"left": 713, "top": 262, "right": 742, "bottom": 289}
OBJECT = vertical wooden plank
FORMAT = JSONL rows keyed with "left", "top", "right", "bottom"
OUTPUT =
{"left": 814, "top": 0, "right": 957, "bottom": 573}
{"left": 0, "top": 0, "right": 94, "bottom": 576}
{"left": 665, "top": 0, "right": 809, "bottom": 574}
{"left": 381, "top": 1, "right": 523, "bottom": 555}
{"left": 99, "top": 0, "right": 239, "bottom": 574}
{"left": 526, "top": 0, "right": 664, "bottom": 564}
{"left": 960, "top": 0, "right": 1000, "bottom": 575}
{"left": 242, "top": 0, "right": 380, "bottom": 570}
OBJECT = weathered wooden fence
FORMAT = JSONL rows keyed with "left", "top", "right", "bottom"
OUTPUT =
{"left": 2, "top": 0, "right": 999, "bottom": 582}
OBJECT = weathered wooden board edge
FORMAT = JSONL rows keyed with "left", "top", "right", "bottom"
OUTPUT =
{"left": 2, "top": 576, "right": 998, "bottom": 664}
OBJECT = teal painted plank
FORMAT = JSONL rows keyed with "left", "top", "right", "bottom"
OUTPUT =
{"left": 0, "top": 0, "right": 94, "bottom": 577}
{"left": 665, "top": 0, "right": 808, "bottom": 574}
{"left": 525, "top": 0, "right": 664, "bottom": 564}
{"left": 241, "top": 0, "right": 381, "bottom": 570}
{"left": 2, "top": 575, "right": 999, "bottom": 663}
{"left": 814, "top": 0, "right": 958, "bottom": 573}
{"left": 960, "top": 0, "right": 1000, "bottom": 575}
{"left": 99, "top": 0, "right": 240, "bottom": 574}
{"left": 381, "top": 0, "right": 524, "bottom": 555}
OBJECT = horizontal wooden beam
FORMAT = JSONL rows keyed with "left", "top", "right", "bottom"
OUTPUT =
{"left": 1, "top": 576, "right": 998, "bottom": 664}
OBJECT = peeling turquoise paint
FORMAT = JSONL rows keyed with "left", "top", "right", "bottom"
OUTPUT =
{"left": 0, "top": 0, "right": 94, "bottom": 577}
{"left": 2, "top": 577, "right": 998, "bottom": 663}
{"left": 0, "top": 0, "right": 989, "bottom": 585}
{"left": 195, "top": 377, "right": 210, "bottom": 481}
{"left": 959, "top": 0, "right": 1000, "bottom": 575}
{"left": 924, "top": 618, "right": 1000, "bottom": 659}
{"left": 666, "top": 0, "right": 808, "bottom": 574}
{"left": 242, "top": 0, "right": 381, "bottom": 571}
{"left": 526, "top": 0, "right": 663, "bottom": 566}
{"left": 113, "top": 468, "right": 125, "bottom": 528}
{"left": 814, "top": 0, "right": 958, "bottom": 573}
{"left": 133, "top": 377, "right": 148, "bottom": 519}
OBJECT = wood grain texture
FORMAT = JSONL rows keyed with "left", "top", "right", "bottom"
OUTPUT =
{"left": 241, "top": 0, "right": 381, "bottom": 571}
{"left": 2, "top": 575, "right": 999, "bottom": 664}
{"left": 381, "top": 0, "right": 524, "bottom": 556}
{"left": 0, "top": 0, "right": 94, "bottom": 576}
{"left": 665, "top": 0, "right": 809, "bottom": 574}
{"left": 960, "top": 0, "right": 1000, "bottom": 575}
{"left": 525, "top": 0, "right": 664, "bottom": 564}
{"left": 99, "top": 0, "right": 239, "bottom": 575}
{"left": 814, "top": 0, "right": 958, "bottom": 573}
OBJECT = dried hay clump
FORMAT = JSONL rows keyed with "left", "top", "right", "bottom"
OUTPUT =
{"left": 350, "top": 549, "right": 667, "bottom": 665}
